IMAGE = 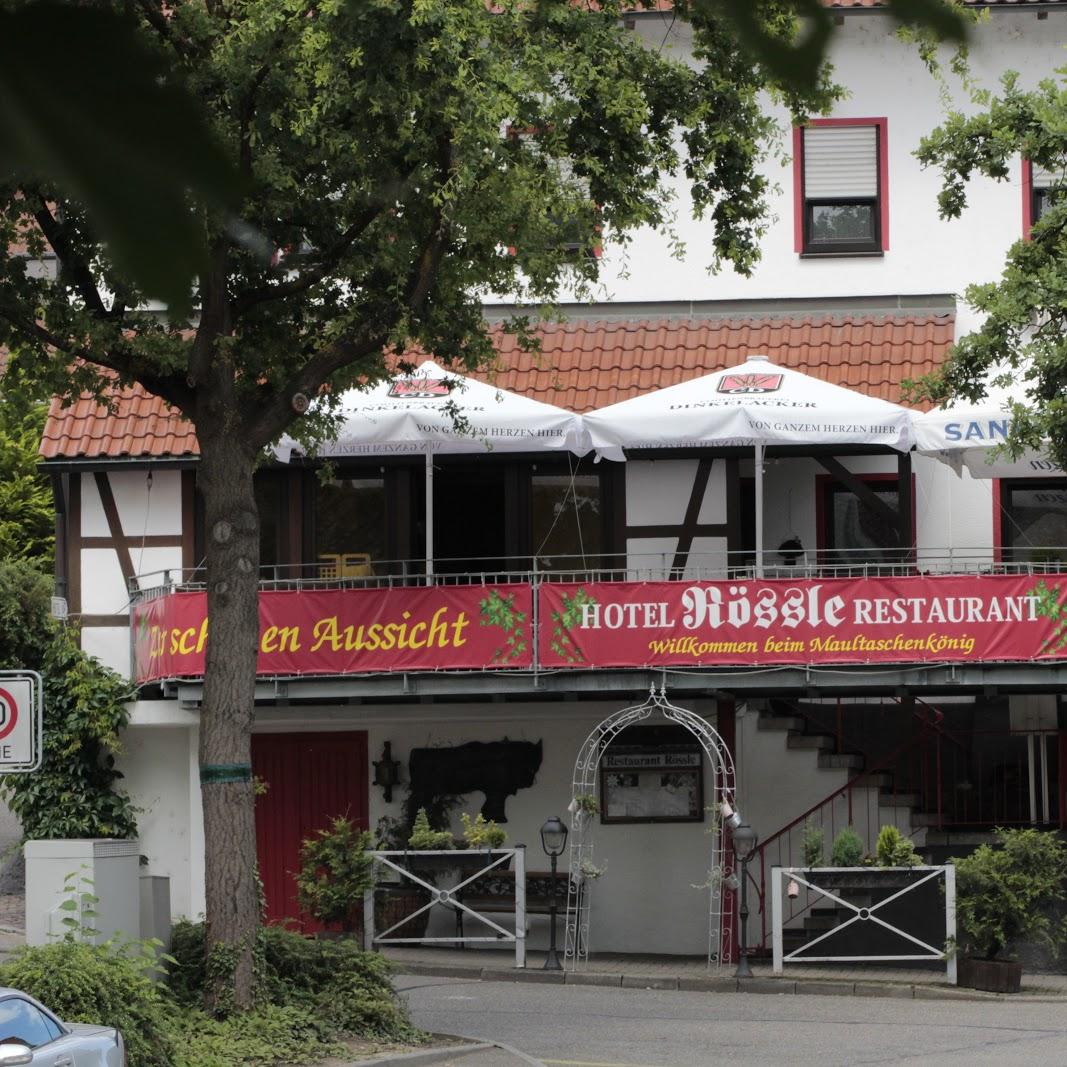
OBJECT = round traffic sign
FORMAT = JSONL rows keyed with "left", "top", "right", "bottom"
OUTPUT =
{"left": 0, "top": 687, "right": 19, "bottom": 742}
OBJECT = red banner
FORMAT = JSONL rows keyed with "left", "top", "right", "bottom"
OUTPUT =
{"left": 538, "top": 575, "right": 1067, "bottom": 668}
{"left": 132, "top": 585, "right": 533, "bottom": 683}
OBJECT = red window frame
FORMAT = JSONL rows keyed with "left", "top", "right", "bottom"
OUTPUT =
{"left": 793, "top": 118, "right": 889, "bottom": 255}
{"left": 814, "top": 471, "right": 915, "bottom": 556}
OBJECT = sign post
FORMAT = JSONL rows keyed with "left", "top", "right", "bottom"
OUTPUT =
{"left": 0, "top": 671, "right": 43, "bottom": 773}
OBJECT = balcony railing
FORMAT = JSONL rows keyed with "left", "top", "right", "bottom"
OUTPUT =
{"left": 128, "top": 546, "right": 1067, "bottom": 599}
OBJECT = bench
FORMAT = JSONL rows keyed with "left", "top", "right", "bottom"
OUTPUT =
{"left": 454, "top": 869, "right": 568, "bottom": 938}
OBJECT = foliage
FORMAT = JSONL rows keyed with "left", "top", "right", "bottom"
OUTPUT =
{"left": 830, "top": 827, "right": 865, "bottom": 867}
{"left": 460, "top": 812, "right": 507, "bottom": 848}
{"left": 295, "top": 817, "right": 375, "bottom": 931}
{"left": 0, "top": 561, "right": 137, "bottom": 839}
{"left": 0, "top": 1, "right": 239, "bottom": 310}
{"left": 875, "top": 824, "right": 923, "bottom": 868}
{"left": 801, "top": 819, "right": 824, "bottom": 868}
{"left": 479, "top": 590, "right": 528, "bottom": 664}
{"left": 952, "top": 827, "right": 1067, "bottom": 961}
{"left": 0, "top": 939, "right": 179, "bottom": 1067}
{"left": 169, "top": 921, "right": 421, "bottom": 1045}
{"left": 168, "top": 1003, "right": 346, "bottom": 1067}
{"left": 573, "top": 793, "right": 600, "bottom": 816}
{"left": 578, "top": 858, "right": 605, "bottom": 880}
{"left": 910, "top": 67, "right": 1067, "bottom": 469}
{"left": 0, "top": 399, "right": 53, "bottom": 569}
{"left": 0, "top": 624, "right": 137, "bottom": 839}
{"left": 0, "top": 560, "right": 53, "bottom": 670}
{"left": 407, "top": 808, "right": 454, "bottom": 850}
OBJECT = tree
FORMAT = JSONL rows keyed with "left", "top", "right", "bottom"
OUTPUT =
{"left": 912, "top": 69, "right": 1067, "bottom": 468}
{"left": 0, "top": 396, "right": 53, "bottom": 570}
{"left": 0, "top": 0, "right": 838, "bottom": 1010}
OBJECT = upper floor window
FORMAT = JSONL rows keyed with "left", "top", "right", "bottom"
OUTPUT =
{"left": 794, "top": 120, "right": 888, "bottom": 256}
{"left": 1023, "top": 160, "right": 1067, "bottom": 238}
{"left": 817, "top": 473, "right": 910, "bottom": 568}
{"left": 998, "top": 479, "right": 1067, "bottom": 564}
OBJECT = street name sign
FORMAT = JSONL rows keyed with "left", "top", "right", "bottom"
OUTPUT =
{"left": 0, "top": 671, "right": 42, "bottom": 773}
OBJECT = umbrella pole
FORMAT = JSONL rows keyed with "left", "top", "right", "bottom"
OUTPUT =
{"left": 425, "top": 451, "right": 434, "bottom": 581}
{"left": 754, "top": 443, "right": 764, "bottom": 578}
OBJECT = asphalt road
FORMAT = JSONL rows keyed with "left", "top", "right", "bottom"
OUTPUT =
{"left": 394, "top": 976, "right": 1067, "bottom": 1067}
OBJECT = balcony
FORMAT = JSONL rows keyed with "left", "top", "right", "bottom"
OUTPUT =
{"left": 127, "top": 550, "right": 1067, "bottom": 700}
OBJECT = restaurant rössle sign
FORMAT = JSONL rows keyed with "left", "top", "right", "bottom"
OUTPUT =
{"left": 538, "top": 575, "right": 1067, "bottom": 668}
{"left": 131, "top": 575, "right": 1066, "bottom": 683}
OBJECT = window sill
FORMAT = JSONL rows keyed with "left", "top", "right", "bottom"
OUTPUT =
{"left": 799, "top": 250, "right": 885, "bottom": 260}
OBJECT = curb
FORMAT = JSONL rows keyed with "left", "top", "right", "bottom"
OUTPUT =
{"left": 343, "top": 1037, "right": 544, "bottom": 1066}
{"left": 392, "top": 963, "right": 1067, "bottom": 1004}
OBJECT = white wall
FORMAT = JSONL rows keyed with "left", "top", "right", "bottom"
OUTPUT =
{"left": 549, "top": 9, "right": 1067, "bottom": 313}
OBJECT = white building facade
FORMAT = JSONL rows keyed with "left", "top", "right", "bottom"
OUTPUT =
{"left": 38, "top": 1, "right": 1067, "bottom": 959}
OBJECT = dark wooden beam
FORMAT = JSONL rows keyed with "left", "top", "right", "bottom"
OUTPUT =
{"left": 816, "top": 456, "right": 898, "bottom": 533}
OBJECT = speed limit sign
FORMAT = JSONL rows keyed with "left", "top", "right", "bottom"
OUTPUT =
{"left": 0, "top": 672, "right": 42, "bottom": 773}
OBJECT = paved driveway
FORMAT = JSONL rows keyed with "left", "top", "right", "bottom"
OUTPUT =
{"left": 395, "top": 975, "right": 1067, "bottom": 1066}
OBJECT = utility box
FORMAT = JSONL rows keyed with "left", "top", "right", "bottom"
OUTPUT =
{"left": 24, "top": 839, "right": 141, "bottom": 947}
{"left": 139, "top": 875, "right": 171, "bottom": 949}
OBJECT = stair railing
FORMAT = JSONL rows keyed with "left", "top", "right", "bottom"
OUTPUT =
{"left": 750, "top": 733, "right": 926, "bottom": 953}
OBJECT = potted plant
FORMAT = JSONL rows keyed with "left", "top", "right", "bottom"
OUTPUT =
{"left": 953, "top": 827, "right": 1067, "bottom": 993}
{"left": 460, "top": 812, "right": 507, "bottom": 849}
{"left": 295, "top": 816, "right": 374, "bottom": 938}
{"left": 372, "top": 808, "right": 452, "bottom": 942}
{"left": 801, "top": 819, "right": 824, "bottom": 869}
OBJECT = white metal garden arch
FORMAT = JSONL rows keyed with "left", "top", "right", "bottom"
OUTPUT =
{"left": 563, "top": 686, "right": 737, "bottom": 969}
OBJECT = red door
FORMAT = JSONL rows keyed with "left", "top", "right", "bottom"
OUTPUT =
{"left": 251, "top": 731, "right": 369, "bottom": 930}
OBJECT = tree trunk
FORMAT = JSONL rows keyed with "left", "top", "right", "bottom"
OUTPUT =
{"left": 196, "top": 427, "right": 261, "bottom": 1013}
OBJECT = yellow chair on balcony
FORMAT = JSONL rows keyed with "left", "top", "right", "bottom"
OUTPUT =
{"left": 318, "top": 552, "right": 375, "bottom": 579}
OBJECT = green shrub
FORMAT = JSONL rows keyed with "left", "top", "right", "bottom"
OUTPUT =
{"left": 0, "top": 939, "right": 179, "bottom": 1067}
{"left": 953, "top": 827, "right": 1067, "bottom": 961}
{"left": 295, "top": 817, "right": 374, "bottom": 931}
{"left": 875, "top": 824, "right": 922, "bottom": 868}
{"left": 168, "top": 1003, "right": 345, "bottom": 1067}
{"left": 830, "top": 827, "right": 864, "bottom": 867}
{"left": 460, "top": 812, "right": 507, "bottom": 848}
{"left": 170, "top": 922, "right": 420, "bottom": 1043}
{"left": 259, "top": 925, "right": 419, "bottom": 1040}
{"left": 801, "top": 819, "right": 824, "bottom": 868}
{"left": 168, "top": 919, "right": 208, "bottom": 1007}
{"left": 407, "top": 808, "right": 454, "bottom": 850}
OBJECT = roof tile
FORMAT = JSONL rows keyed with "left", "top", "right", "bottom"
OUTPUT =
{"left": 40, "top": 312, "right": 954, "bottom": 460}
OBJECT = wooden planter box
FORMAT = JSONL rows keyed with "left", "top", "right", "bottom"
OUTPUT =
{"left": 958, "top": 957, "right": 1023, "bottom": 994}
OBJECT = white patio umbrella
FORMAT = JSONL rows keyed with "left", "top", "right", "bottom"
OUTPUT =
{"left": 583, "top": 354, "right": 915, "bottom": 575}
{"left": 913, "top": 387, "right": 1062, "bottom": 479}
{"left": 276, "top": 359, "right": 589, "bottom": 574}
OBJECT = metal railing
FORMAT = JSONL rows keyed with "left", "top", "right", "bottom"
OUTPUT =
{"left": 127, "top": 545, "right": 1067, "bottom": 600}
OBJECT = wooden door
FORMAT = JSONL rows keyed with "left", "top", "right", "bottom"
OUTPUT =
{"left": 251, "top": 731, "right": 369, "bottom": 930}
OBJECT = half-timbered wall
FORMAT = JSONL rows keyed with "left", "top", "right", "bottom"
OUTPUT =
{"left": 72, "top": 468, "right": 190, "bottom": 675}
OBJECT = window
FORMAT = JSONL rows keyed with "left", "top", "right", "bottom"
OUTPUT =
{"left": 998, "top": 479, "right": 1067, "bottom": 564}
{"left": 506, "top": 126, "right": 602, "bottom": 260}
{"left": 532, "top": 464, "right": 603, "bottom": 569}
{"left": 818, "top": 474, "right": 907, "bottom": 567}
{"left": 795, "top": 120, "right": 887, "bottom": 255}
{"left": 1023, "top": 160, "right": 1067, "bottom": 237}
{"left": 0, "top": 997, "right": 63, "bottom": 1048}
{"left": 313, "top": 471, "right": 387, "bottom": 575}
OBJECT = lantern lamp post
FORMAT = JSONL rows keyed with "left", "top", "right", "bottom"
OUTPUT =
{"left": 731, "top": 820, "right": 758, "bottom": 979}
{"left": 540, "top": 816, "right": 569, "bottom": 970}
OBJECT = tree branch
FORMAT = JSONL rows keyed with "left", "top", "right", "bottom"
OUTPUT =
{"left": 133, "top": 0, "right": 190, "bottom": 59}
{"left": 233, "top": 203, "right": 385, "bottom": 316}
{"left": 405, "top": 135, "right": 456, "bottom": 315}
{"left": 31, "top": 199, "right": 110, "bottom": 319}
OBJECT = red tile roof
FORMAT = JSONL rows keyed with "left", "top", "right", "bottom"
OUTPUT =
{"left": 39, "top": 312, "right": 954, "bottom": 460}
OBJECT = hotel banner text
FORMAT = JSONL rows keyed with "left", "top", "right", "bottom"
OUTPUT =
{"left": 538, "top": 575, "right": 1067, "bottom": 668}
{"left": 132, "top": 585, "right": 533, "bottom": 683}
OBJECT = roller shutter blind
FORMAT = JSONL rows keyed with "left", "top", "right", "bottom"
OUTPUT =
{"left": 803, "top": 125, "right": 878, "bottom": 199}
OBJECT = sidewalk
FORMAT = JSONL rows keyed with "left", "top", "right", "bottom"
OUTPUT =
{"left": 382, "top": 945, "right": 1067, "bottom": 1001}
